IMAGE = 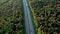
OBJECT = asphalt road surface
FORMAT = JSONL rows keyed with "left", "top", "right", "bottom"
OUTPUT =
{"left": 22, "top": 0, "right": 34, "bottom": 34}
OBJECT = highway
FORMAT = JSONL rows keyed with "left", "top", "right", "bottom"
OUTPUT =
{"left": 22, "top": 0, "right": 34, "bottom": 34}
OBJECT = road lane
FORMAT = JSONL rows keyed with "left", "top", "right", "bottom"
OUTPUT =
{"left": 22, "top": 0, "right": 34, "bottom": 34}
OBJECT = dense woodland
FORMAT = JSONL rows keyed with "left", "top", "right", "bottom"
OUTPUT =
{"left": 0, "top": 0, "right": 24, "bottom": 34}
{"left": 0, "top": 0, "right": 60, "bottom": 34}
{"left": 29, "top": 0, "right": 60, "bottom": 34}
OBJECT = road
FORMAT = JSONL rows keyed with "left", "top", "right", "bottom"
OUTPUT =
{"left": 22, "top": 0, "right": 34, "bottom": 34}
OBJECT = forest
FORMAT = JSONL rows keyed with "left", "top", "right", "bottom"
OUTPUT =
{"left": 29, "top": 0, "right": 60, "bottom": 34}
{"left": 0, "top": 0, "right": 60, "bottom": 34}
{"left": 0, "top": 0, "right": 25, "bottom": 34}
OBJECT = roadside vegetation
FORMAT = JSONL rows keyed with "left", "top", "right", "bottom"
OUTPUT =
{"left": 29, "top": 0, "right": 60, "bottom": 34}
{"left": 0, "top": 0, "right": 25, "bottom": 34}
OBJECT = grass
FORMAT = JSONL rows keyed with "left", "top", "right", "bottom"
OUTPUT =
{"left": 21, "top": 0, "right": 26, "bottom": 34}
